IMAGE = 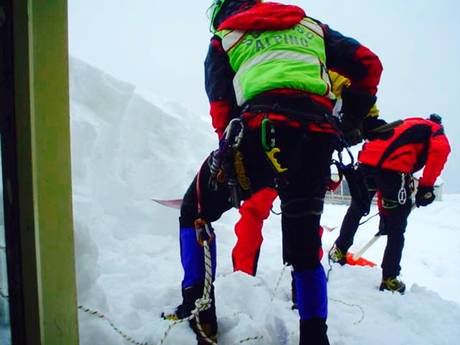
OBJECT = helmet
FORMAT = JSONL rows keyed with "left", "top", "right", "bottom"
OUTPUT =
{"left": 208, "top": 0, "right": 260, "bottom": 33}
{"left": 208, "top": 0, "right": 227, "bottom": 33}
{"left": 428, "top": 113, "right": 442, "bottom": 124}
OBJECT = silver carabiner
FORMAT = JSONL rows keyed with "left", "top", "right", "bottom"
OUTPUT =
{"left": 398, "top": 173, "right": 407, "bottom": 205}
{"left": 224, "top": 118, "right": 244, "bottom": 148}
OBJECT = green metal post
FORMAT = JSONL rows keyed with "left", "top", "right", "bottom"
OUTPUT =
{"left": 12, "top": 0, "right": 79, "bottom": 344}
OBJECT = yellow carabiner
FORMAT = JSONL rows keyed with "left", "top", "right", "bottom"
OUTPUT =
{"left": 265, "top": 147, "right": 288, "bottom": 173}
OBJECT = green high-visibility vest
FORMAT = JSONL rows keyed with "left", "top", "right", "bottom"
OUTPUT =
{"left": 216, "top": 18, "right": 335, "bottom": 106}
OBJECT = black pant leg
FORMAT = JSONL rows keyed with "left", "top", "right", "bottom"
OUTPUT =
{"left": 335, "top": 166, "right": 376, "bottom": 252}
{"left": 376, "top": 170, "right": 413, "bottom": 278}
{"left": 180, "top": 156, "right": 233, "bottom": 227}
{"left": 277, "top": 131, "right": 337, "bottom": 270}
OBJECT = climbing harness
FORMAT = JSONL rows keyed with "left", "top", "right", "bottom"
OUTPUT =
{"left": 208, "top": 118, "right": 248, "bottom": 208}
{"left": 330, "top": 143, "right": 354, "bottom": 187}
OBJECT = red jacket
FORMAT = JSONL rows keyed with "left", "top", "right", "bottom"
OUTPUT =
{"left": 358, "top": 118, "right": 451, "bottom": 187}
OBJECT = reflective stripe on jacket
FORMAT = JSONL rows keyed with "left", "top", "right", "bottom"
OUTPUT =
{"left": 216, "top": 17, "right": 334, "bottom": 106}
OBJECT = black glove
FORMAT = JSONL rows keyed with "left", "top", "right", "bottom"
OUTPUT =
{"left": 363, "top": 117, "right": 394, "bottom": 141}
{"left": 415, "top": 185, "right": 435, "bottom": 207}
{"left": 342, "top": 124, "right": 363, "bottom": 146}
{"left": 340, "top": 88, "right": 377, "bottom": 146}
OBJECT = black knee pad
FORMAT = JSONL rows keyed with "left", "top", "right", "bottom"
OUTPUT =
{"left": 281, "top": 200, "right": 323, "bottom": 270}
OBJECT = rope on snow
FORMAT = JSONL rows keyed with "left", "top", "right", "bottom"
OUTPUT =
{"left": 329, "top": 296, "right": 365, "bottom": 325}
{"left": 78, "top": 305, "right": 152, "bottom": 345}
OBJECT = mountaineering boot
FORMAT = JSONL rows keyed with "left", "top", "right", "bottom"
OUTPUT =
{"left": 189, "top": 285, "right": 217, "bottom": 345}
{"left": 379, "top": 277, "right": 406, "bottom": 294}
{"left": 328, "top": 245, "right": 347, "bottom": 265}
{"left": 299, "top": 318, "right": 330, "bottom": 345}
{"left": 190, "top": 314, "right": 218, "bottom": 345}
{"left": 174, "top": 283, "right": 217, "bottom": 344}
{"left": 173, "top": 284, "right": 203, "bottom": 319}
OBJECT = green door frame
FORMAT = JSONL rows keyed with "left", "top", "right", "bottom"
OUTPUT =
{"left": 1, "top": 1, "right": 79, "bottom": 344}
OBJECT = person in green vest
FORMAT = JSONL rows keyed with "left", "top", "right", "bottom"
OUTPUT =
{"left": 173, "top": 1, "right": 383, "bottom": 344}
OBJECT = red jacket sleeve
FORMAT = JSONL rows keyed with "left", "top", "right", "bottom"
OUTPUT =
{"left": 418, "top": 131, "right": 451, "bottom": 187}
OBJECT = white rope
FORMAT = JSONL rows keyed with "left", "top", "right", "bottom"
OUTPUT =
{"left": 190, "top": 239, "right": 216, "bottom": 345}
{"left": 270, "top": 262, "right": 289, "bottom": 302}
{"left": 236, "top": 336, "right": 263, "bottom": 343}
{"left": 78, "top": 238, "right": 265, "bottom": 345}
{"left": 79, "top": 242, "right": 216, "bottom": 345}
{"left": 78, "top": 305, "right": 151, "bottom": 345}
{"left": 157, "top": 239, "right": 216, "bottom": 345}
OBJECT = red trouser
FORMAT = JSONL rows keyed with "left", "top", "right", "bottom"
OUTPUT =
{"left": 232, "top": 187, "right": 324, "bottom": 276}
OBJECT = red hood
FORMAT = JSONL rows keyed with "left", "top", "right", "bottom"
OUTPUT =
{"left": 217, "top": 2, "right": 306, "bottom": 31}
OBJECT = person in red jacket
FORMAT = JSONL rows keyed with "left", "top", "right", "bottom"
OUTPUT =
{"left": 329, "top": 114, "right": 451, "bottom": 293}
{"left": 174, "top": 1, "right": 382, "bottom": 344}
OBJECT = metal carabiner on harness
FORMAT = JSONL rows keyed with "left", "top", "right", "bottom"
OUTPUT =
{"left": 224, "top": 118, "right": 244, "bottom": 149}
{"left": 397, "top": 173, "right": 407, "bottom": 205}
{"left": 194, "top": 218, "right": 215, "bottom": 247}
{"left": 208, "top": 118, "right": 245, "bottom": 191}
{"left": 330, "top": 142, "right": 356, "bottom": 190}
{"left": 223, "top": 118, "right": 247, "bottom": 209}
{"left": 261, "top": 118, "right": 287, "bottom": 173}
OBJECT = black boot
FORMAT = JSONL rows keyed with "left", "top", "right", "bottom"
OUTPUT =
{"left": 291, "top": 271, "right": 298, "bottom": 310}
{"left": 175, "top": 283, "right": 218, "bottom": 344}
{"left": 174, "top": 284, "right": 202, "bottom": 319}
{"left": 299, "top": 318, "right": 330, "bottom": 345}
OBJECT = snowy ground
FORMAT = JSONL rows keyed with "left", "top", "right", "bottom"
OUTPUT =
{"left": 70, "top": 58, "right": 460, "bottom": 345}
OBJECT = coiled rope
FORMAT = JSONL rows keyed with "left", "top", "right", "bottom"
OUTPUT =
{"left": 158, "top": 239, "right": 216, "bottom": 345}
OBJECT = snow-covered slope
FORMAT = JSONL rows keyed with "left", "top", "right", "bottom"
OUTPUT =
{"left": 70, "top": 58, "right": 460, "bottom": 345}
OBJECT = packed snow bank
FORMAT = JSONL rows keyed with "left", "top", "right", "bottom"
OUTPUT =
{"left": 70, "top": 56, "right": 214, "bottom": 317}
{"left": 70, "top": 57, "right": 460, "bottom": 345}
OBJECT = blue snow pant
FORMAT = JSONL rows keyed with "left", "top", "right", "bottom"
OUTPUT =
{"left": 179, "top": 125, "right": 337, "bottom": 325}
{"left": 335, "top": 164, "right": 413, "bottom": 278}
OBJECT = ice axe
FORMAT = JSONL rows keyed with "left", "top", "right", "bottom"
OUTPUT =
{"left": 352, "top": 230, "right": 383, "bottom": 261}
{"left": 352, "top": 202, "right": 417, "bottom": 261}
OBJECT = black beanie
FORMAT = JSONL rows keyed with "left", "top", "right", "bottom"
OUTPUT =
{"left": 428, "top": 113, "right": 442, "bottom": 124}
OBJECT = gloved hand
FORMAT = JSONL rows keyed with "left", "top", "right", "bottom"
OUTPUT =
{"left": 415, "top": 185, "right": 435, "bottom": 207}
{"left": 363, "top": 117, "right": 394, "bottom": 141}
{"left": 341, "top": 120, "right": 363, "bottom": 146}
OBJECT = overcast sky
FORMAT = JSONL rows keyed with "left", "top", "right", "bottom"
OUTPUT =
{"left": 68, "top": 0, "right": 460, "bottom": 192}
